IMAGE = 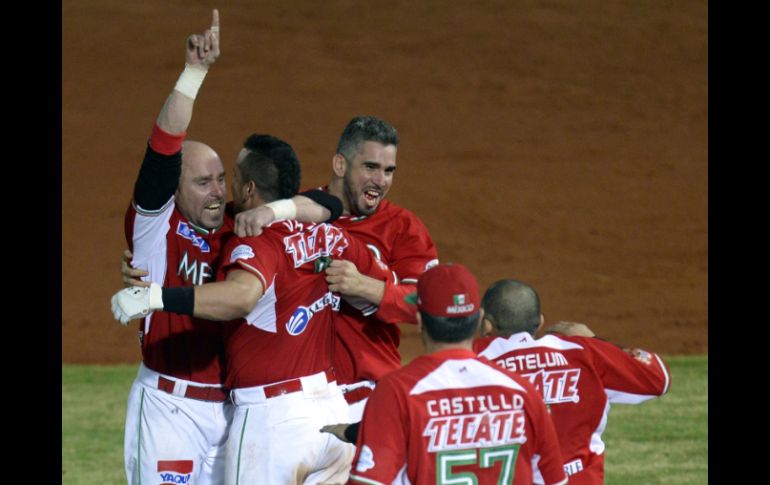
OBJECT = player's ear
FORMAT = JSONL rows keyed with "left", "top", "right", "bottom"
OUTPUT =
{"left": 476, "top": 309, "right": 486, "bottom": 336}
{"left": 537, "top": 314, "right": 545, "bottom": 332}
{"left": 332, "top": 154, "right": 347, "bottom": 178}
{"left": 244, "top": 181, "right": 257, "bottom": 201}
{"left": 480, "top": 315, "right": 494, "bottom": 337}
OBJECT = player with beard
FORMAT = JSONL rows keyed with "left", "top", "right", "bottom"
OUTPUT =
{"left": 321, "top": 116, "right": 439, "bottom": 422}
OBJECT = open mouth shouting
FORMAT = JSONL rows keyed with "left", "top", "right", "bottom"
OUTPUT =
{"left": 363, "top": 188, "right": 382, "bottom": 209}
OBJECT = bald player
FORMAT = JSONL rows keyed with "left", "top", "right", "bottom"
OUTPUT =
{"left": 474, "top": 279, "right": 671, "bottom": 484}
{"left": 117, "top": 10, "right": 340, "bottom": 485}
{"left": 348, "top": 264, "right": 567, "bottom": 485}
{"left": 113, "top": 137, "right": 394, "bottom": 483}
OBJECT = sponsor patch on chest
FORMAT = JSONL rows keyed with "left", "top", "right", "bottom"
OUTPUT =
{"left": 176, "top": 221, "right": 210, "bottom": 252}
{"left": 285, "top": 292, "right": 341, "bottom": 335}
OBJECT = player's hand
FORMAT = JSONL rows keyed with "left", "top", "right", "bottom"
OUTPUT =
{"left": 185, "top": 9, "right": 220, "bottom": 69}
{"left": 543, "top": 321, "right": 596, "bottom": 338}
{"left": 234, "top": 205, "right": 276, "bottom": 237}
{"left": 121, "top": 249, "right": 150, "bottom": 288}
{"left": 325, "top": 260, "right": 368, "bottom": 295}
{"left": 320, "top": 423, "right": 354, "bottom": 444}
{"left": 110, "top": 283, "right": 163, "bottom": 326}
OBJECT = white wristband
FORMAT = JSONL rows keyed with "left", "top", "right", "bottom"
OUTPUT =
{"left": 148, "top": 282, "right": 164, "bottom": 311}
{"left": 265, "top": 199, "right": 297, "bottom": 221}
{"left": 173, "top": 64, "right": 208, "bottom": 100}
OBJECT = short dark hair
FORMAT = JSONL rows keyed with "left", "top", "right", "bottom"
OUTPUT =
{"left": 336, "top": 116, "right": 399, "bottom": 162}
{"left": 240, "top": 134, "right": 301, "bottom": 202}
{"left": 481, "top": 280, "right": 541, "bottom": 337}
{"left": 420, "top": 310, "right": 480, "bottom": 343}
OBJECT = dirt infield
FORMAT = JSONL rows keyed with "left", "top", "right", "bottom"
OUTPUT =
{"left": 62, "top": 0, "right": 707, "bottom": 364}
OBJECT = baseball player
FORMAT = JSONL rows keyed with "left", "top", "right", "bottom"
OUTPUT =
{"left": 320, "top": 116, "right": 440, "bottom": 421}
{"left": 474, "top": 279, "right": 671, "bottom": 484}
{"left": 348, "top": 264, "right": 568, "bottom": 485}
{"left": 119, "top": 10, "right": 342, "bottom": 485}
{"left": 112, "top": 133, "right": 395, "bottom": 484}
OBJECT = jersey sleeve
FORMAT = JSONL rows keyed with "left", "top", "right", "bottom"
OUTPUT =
{"left": 299, "top": 188, "right": 343, "bottom": 222}
{"left": 219, "top": 234, "right": 280, "bottom": 291}
{"left": 579, "top": 336, "right": 671, "bottom": 404}
{"left": 349, "top": 377, "right": 409, "bottom": 484}
{"left": 389, "top": 214, "right": 439, "bottom": 284}
{"left": 374, "top": 214, "right": 439, "bottom": 324}
{"left": 133, "top": 124, "right": 186, "bottom": 212}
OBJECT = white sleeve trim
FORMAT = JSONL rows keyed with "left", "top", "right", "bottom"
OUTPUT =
{"left": 605, "top": 388, "right": 659, "bottom": 405}
{"left": 361, "top": 304, "right": 379, "bottom": 316}
{"left": 234, "top": 260, "right": 268, "bottom": 291}
{"left": 348, "top": 474, "right": 387, "bottom": 485}
{"left": 654, "top": 353, "right": 671, "bottom": 395}
{"left": 133, "top": 195, "right": 175, "bottom": 216}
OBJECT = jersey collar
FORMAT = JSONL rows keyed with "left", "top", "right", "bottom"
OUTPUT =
{"left": 431, "top": 348, "right": 478, "bottom": 360}
{"left": 507, "top": 332, "right": 535, "bottom": 344}
{"left": 186, "top": 220, "right": 221, "bottom": 235}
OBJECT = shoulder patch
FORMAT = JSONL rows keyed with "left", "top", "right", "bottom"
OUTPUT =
{"left": 355, "top": 444, "right": 376, "bottom": 473}
{"left": 230, "top": 244, "right": 255, "bottom": 263}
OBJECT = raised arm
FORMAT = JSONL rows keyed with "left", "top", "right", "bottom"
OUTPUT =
{"left": 133, "top": 8, "right": 221, "bottom": 211}
{"left": 157, "top": 8, "right": 220, "bottom": 134}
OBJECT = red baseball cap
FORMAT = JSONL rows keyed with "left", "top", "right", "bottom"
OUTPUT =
{"left": 405, "top": 263, "right": 480, "bottom": 317}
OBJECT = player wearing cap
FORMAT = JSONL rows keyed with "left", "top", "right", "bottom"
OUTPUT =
{"left": 348, "top": 264, "right": 567, "bottom": 485}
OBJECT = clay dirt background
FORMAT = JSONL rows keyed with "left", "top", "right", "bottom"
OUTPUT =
{"left": 62, "top": 0, "right": 707, "bottom": 364}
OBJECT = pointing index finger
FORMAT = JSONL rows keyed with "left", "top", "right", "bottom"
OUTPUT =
{"left": 211, "top": 8, "right": 220, "bottom": 32}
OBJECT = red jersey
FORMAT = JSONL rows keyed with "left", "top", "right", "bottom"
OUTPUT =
{"left": 475, "top": 333, "right": 671, "bottom": 484}
{"left": 348, "top": 348, "right": 567, "bottom": 485}
{"left": 218, "top": 220, "right": 392, "bottom": 389}
{"left": 331, "top": 198, "right": 439, "bottom": 383}
{"left": 124, "top": 148, "right": 232, "bottom": 385}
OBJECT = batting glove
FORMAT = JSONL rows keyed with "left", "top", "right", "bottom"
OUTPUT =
{"left": 110, "top": 283, "right": 164, "bottom": 326}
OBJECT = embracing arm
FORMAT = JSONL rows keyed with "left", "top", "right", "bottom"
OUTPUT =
{"left": 234, "top": 190, "right": 343, "bottom": 237}
{"left": 111, "top": 268, "right": 264, "bottom": 325}
{"left": 191, "top": 269, "right": 263, "bottom": 321}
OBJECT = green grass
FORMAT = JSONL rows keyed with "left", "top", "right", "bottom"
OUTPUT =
{"left": 603, "top": 355, "right": 708, "bottom": 484}
{"left": 62, "top": 364, "right": 137, "bottom": 485}
{"left": 62, "top": 357, "right": 707, "bottom": 485}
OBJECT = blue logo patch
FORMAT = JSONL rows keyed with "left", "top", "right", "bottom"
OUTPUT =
{"left": 286, "top": 307, "right": 310, "bottom": 335}
{"left": 284, "top": 292, "right": 340, "bottom": 336}
{"left": 176, "top": 222, "right": 210, "bottom": 253}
